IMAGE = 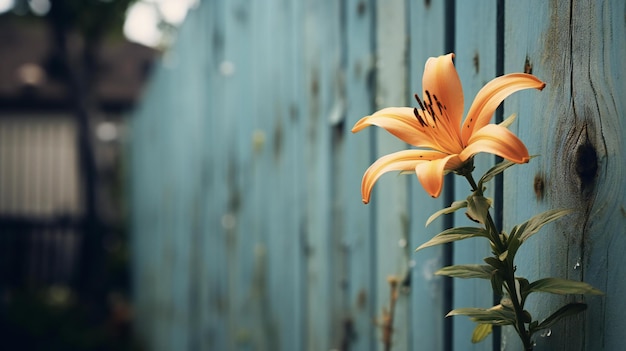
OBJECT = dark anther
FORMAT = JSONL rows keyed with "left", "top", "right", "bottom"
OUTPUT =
{"left": 424, "top": 91, "right": 434, "bottom": 114}
{"left": 414, "top": 93, "right": 430, "bottom": 125}
{"left": 413, "top": 107, "right": 427, "bottom": 127}
{"left": 435, "top": 101, "right": 444, "bottom": 115}
{"left": 414, "top": 93, "right": 426, "bottom": 112}
{"left": 425, "top": 90, "right": 432, "bottom": 104}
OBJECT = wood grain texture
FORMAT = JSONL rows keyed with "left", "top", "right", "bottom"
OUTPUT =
{"left": 452, "top": 2, "right": 498, "bottom": 350}
{"left": 407, "top": 0, "right": 451, "bottom": 350}
{"left": 503, "top": 0, "right": 626, "bottom": 349}
{"left": 373, "top": 1, "right": 412, "bottom": 350}
{"left": 343, "top": 0, "right": 377, "bottom": 350}
{"left": 301, "top": 1, "right": 341, "bottom": 349}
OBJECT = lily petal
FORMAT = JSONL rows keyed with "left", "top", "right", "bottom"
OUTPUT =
{"left": 462, "top": 73, "right": 545, "bottom": 144}
{"left": 423, "top": 53, "right": 464, "bottom": 135}
{"left": 361, "top": 149, "right": 448, "bottom": 203}
{"left": 458, "top": 124, "right": 530, "bottom": 163}
{"left": 352, "top": 107, "right": 441, "bottom": 149}
{"left": 414, "top": 154, "right": 463, "bottom": 198}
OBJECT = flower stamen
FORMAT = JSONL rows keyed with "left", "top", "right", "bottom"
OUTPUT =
{"left": 414, "top": 93, "right": 429, "bottom": 122}
{"left": 413, "top": 107, "right": 427, "bottom": 127}
{"left": 413, "top": 90, "right": 463, "bottom": 153}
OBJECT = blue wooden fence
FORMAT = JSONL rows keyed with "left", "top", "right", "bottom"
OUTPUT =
{"left": 128, "top": 0, "right": 626, "bottom": 350}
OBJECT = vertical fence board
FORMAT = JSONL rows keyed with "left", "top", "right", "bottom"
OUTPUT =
{"left": 343, "top": 0, "right": 376, "bottom": 350}
{"left": 208, "top": 1, "right": 234, "bottom": 349}
{"left": 503, "top": 2, "right": 565, "bottom": 348}
{"left": 245, "top": 2, "right": 272, "bottom": 349}
{"left": 503, "top": 0, "right": 626, "bottom": 350}
{"left": 451, "top": 2, "right": 498, "bottom": 349}
{"left": 300, "top": 1, "right": 343, "bottom": 349}
{"left": 131, "top": 54, "right": 177, "bottom": 351}
{"left": 170, "top": 7, "right": 219, "bottom": 348}
{"left": 374, "top": 0, "right": 410, "bottom": 350}
{"left": 284, "top": 1, "right": 305, "bottom": 348}
{"left": 578, "top": 2, "right": 626, "bottom": 348}
{"left": 221, "top": 0, "right": 262, "bottom": 349}
{"left": 247, "top": 1, "right": 291, "bottom": 349}
{"left": 266, "top": 0, "right": 305, "bottom": 349}
{"left": 182, "top": 5, "right": 213, "bottom": 350}
{"left": 193, "top": 5, "right": 220, "bottom": 349}
{"left": 406, "top": 1, "right": 450, "bottom": 350}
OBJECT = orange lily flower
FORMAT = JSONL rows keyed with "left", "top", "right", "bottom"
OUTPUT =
{"left": 352, "top": 53, "right": 545, "bottom": 203}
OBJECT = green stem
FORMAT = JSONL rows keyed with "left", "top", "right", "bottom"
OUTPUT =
{"left": 463, "top": 174, "right": 506, "bottom": 253}
{"left": 504, "top": 270, "right": 534, "bottom": 350}
{"left": 463, "top": 172, "right": 533, "bottom": 350}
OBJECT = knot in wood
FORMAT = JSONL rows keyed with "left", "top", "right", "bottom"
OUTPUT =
{"left": 574, "top": 139, "right": 598, "bottom": 192}
{"left": 533, "top": 173, "right": 545, "bottom": 200}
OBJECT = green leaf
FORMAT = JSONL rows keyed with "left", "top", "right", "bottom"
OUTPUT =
{"left": 516, "top": 277, "right": 531, "bottom": 305}
{"left": 522, "top": 310, "right": 533, "bottom": 323}
{"left": 506, "top": 234, "right": 522, "bottom": 262}
{"left": 490, "top": 270, "right": 504, "bottom": 296}
{"left": 484, "top": 256, "right": 504, "bottom": 269}
{"left": 415, "top": 227, "right": 489, "bottom": 252}
{"left": 466, "top": 195, "right": 492, "bottom": 224}
{"left": 447, "top": 305, "right": 516, "bottom": 326}
{"left": 498, "top": 113, "right": 517, "bottom": 128}
{"left": 525, "top": 278, "right": 604, "bottom": 296}
{"left": 435, "top": 265, "right": 495, "bottom": 279}
{"left": 471, "top": 323, "right": 493, "bottom": 343}
{"left": 532, "top": 303, "right": 588, "bottom": 334}
{"left": 426, "top": 200, "right": 467, "bottom": 226}
{"left": 498, "top": 250, "right": 508, "bottom": 261}
{"left": 478, "top": 159, "right": 517, "bottom": 189}
{"left": 477, "top": 154, "right": 538, "bottom": 190}
{"left": 513, "top": 209, "right": 574, "bottom": 244}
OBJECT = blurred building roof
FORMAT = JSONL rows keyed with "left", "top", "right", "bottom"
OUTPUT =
{"left": 0, "top": 15, "right": 158, "bottom": 113}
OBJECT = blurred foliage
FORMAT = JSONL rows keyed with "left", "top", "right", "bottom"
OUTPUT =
{"left": 12, "top": 0, "right": 137, "bottom": 40}
{"left": 59, "top": 0, "right": 137, "bottom": 39}
{"left": 0, "top": 287, "right": 140, "bottom": 351}
{"left": 0, "top": 220, "right": 137, "bottom": 350}
{"left": 1, "top": 1, "right": 142, "bottom": 350}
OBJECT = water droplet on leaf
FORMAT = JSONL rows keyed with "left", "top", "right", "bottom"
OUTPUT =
{"left": 540, "top": 329, "right": 552, "bottom": 337}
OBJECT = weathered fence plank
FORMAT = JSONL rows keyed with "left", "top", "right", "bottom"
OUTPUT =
{"left": 206, "top": 2, "right": 234, "bottom": 349}
{"left": 503, "top": 0, "right": 626, "bottom": 350}
{"left": 343, "top": 0, "right": 377, "bottom": 350}
{"left": 373, "top": 1, "right": 411, "bottom": 350}
{"left": 222, "top": 0, "right": 267, "bottom": 349}
{"left": 407, "top": 0, "right": 452, "bottom": 350}
{"left": 179, "top": 6, "right": 214, "bottom": 350}
{"left": 451, "top": 1, "right": 499, "bottom": 350}
{"left": 300, "top": 1, "right": 342, "bottom": 349}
